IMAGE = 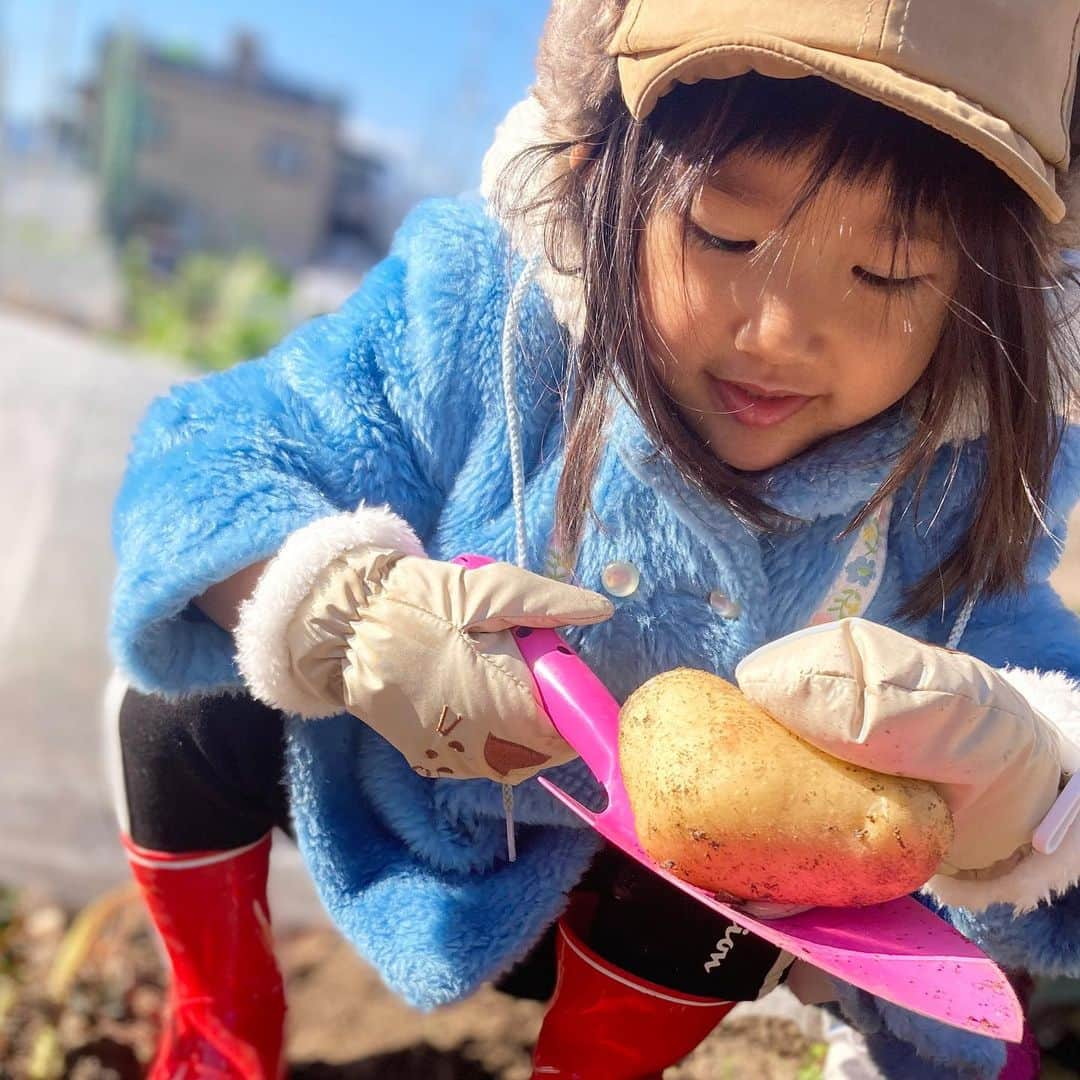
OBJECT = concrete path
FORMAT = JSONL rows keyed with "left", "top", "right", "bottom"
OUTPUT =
{"left": 0, "top": 306, "right": 321, "bottom": 923}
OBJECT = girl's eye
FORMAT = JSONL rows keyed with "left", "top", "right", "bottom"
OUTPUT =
{"left": 690, "top": 223, "right": 756, "bottom": 254}
{"left": 853, "top": 266, "right": 924, "bottom": 291}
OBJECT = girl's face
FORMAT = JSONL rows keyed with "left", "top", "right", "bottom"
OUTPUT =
{"left": 639, "top": 151, "right": 959, "bottom": 472}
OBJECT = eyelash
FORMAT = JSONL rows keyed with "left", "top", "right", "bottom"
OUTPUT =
{"left": 690, "top": 225, "right": 756, "bottom": 256}
{"left": 689, "top": 224, "right": 925, "bottom": 292}
{"left": 852, "top": 267, "right": 923, "bottom": 292}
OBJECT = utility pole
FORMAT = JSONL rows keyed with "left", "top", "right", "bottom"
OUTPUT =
{"left": 100, "top": 26, "right": 138, "bottom": 240}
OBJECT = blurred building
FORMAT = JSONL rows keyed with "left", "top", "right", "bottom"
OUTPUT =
{"left": 78, "top": 31, "right": 390, "bottom": 272}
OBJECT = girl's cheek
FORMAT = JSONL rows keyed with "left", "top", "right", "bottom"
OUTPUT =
{"left": 901, "top": 295, "right": 951, "bottom": 365}
{"left": 641, "top": 222, "right": 704, "bottom": 342}
{"left": 670, "top": 246, "right": 718, "bottom": 311}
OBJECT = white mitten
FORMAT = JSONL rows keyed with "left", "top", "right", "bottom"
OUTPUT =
{"left": 735, "top": 619, "right": 1080, "bottom": 911}
{"left": 235, "top": 504, "right": 613, "bottom": 784}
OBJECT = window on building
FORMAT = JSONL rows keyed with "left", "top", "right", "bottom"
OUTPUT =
{"left": 262, "top": 133, "right": 310, "bottom": 179}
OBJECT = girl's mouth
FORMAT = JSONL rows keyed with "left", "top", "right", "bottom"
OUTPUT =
{"left": 707, "top": 376, "right": 813, "bottom": 429}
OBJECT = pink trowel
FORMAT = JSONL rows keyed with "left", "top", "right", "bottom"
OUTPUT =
{"left": 453, "top": 554, "right": 1025, "bottom": 1043}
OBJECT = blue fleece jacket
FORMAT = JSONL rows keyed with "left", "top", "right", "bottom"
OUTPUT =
{"left": 110, "top": 197, "right": 1080, "bottom": 1078}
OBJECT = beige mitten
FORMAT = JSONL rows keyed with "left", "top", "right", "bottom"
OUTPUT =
{"left": 735, "top": 619, "right": 1071, "bottom": 906}
{"left": 236, "top": 506, "right": 612, "bottom": 784}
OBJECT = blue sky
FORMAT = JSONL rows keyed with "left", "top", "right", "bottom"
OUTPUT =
{"left": 3, "top": 0, "right": 551, "bottom": 190}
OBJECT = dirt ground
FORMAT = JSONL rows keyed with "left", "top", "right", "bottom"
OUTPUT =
{"left": 4, "top": 884, "right": 1080, "bottom": 1080}
{"left": 0, "top": 885, "right": 824, "bottom": 1079}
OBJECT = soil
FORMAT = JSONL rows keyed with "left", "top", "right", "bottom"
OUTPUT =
{"left": 4, "top": 883, "right": 1080, "bottom": 1079}
{"left": 0, "top": 885, "right": 825, "bottom": 1079}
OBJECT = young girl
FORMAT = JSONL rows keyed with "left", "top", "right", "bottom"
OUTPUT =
{"left": 109, "top": 1, "right": 1080, "bottom": 1077}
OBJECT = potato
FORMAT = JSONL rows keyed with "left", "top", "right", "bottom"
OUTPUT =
{"left": 619, "top": 668, "right": 953, "bottom": 907}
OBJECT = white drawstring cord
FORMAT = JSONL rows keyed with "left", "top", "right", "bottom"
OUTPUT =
{"left": 502, "top": 258, "right": 538, "bottom": 574}
{"left": 946, "top": 589, "right": 978, "bottom": 649}
{"left": 498, "top": 255, "right": 540, "bottom": 863}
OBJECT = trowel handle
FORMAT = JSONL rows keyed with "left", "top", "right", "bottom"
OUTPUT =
{"left": 452, "top": 554, "right": 622, "bottom": 786}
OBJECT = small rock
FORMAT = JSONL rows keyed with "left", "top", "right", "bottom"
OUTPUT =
{"left": 23, "top": 905, "right": 65, "bottom": 940}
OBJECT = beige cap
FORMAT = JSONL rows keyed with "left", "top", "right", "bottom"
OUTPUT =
{"left": 609, "top": 0, "right": 1080, "bottom": 222}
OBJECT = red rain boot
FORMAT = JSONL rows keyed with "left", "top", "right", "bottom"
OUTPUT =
{"left": 998, "top": 1020, "right": 1040, "bottom": 1080}
{"left": 531, "top": 900, "right": 735, "bottom": 1079}
{"left": 122, "top": 832, "right": 286, "bottom": 1079}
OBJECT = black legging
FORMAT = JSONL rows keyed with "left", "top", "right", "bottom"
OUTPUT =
{"left": 116, "top": 687, "right": 791, "bottom": 1000}
{"left": 118, "top": 688, "right": 292, "bottom": 851}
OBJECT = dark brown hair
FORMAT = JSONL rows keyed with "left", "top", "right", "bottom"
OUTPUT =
{"left": 496, "top": 74, "right": 1078, "bottom": 618}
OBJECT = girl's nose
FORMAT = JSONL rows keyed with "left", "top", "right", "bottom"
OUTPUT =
{"left": 731, "top": 279, "right": 824, "bottom": 363}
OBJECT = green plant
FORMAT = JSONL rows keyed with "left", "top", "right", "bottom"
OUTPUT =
{"left": 0, "top": 886, "right": 19, "bottom": 980}
{"left": 796, "top": 1040, "right": 827, "bottom": 1080}
{"left": 122, "top": 241, "right": 292, "bottom": 370}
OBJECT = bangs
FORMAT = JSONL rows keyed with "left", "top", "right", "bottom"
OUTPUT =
{"left": 644, "top": 73, "right": 1022, "bottom": 260}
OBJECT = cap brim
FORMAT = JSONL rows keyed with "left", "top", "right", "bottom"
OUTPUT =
{"left": 617, "top": 33, "right": 1065, "bottom": 223}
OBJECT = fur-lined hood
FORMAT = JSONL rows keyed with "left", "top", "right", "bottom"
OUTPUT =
{"left": 478, "top": 3, "right": 627, "bottom": 342}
